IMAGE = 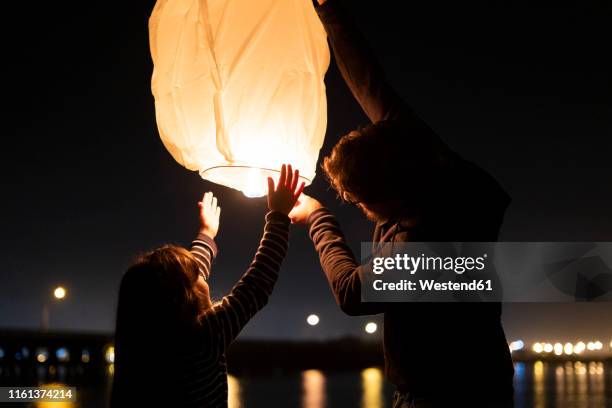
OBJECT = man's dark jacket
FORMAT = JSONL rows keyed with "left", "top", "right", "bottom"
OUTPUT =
{"left": 308, "top": 0, "right": 515, "bottom": 402}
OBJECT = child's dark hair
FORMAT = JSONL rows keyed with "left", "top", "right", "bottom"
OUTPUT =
{"left": 322, "top": 119, "right": 445, "bottom": 205}
{"left": 112, "top": 245, "right": 209, "bottom": 405}
{"left": 117, "top": 245, "right": 209, "bottom": 330}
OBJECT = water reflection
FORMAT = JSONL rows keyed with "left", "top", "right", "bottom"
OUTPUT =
{"left": 523, "top": 360, "right": 607, "bottom": 408}
{"left": 11, "top": 361, "right": 611, "bottom": 407}
{"left": 34, "top": 383, "right": 75, "bottom": 408}
{"left": 533, "top": 360, "right": 546, "bottom": 408}
{"left": 361, "top": 367, "right": 384, "bottom": 408}
{"left": 228, "top": 374, "right": 242, "bottom": 408}
{"left": 225, "top": 368, "right": 386, "bottom": 408}
{"left": 302, "top": 369, "right": 326, "bottom": 408}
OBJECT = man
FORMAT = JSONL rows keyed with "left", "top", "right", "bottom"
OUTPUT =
{"left": 290, "top": 0, "right": 514, "bottom": 406}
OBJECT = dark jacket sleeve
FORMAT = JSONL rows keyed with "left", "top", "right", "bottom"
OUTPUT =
{"left": 308, "top": 207, "right": 384, "bottom": 316}
{"left": 316, "top": 0, "right": 409, "bottom": 123}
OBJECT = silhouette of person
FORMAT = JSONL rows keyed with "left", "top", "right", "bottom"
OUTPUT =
{"left": 290, "top": 1, "right": 514, "bottom": 406}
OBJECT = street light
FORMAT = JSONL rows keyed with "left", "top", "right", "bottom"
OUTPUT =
{"left": 306, "top": 314, "right": 320, "bottom": 326}
{"left": 365, "top": 322, "right": 378, "bottom": 334}
{"left": 53, "top": 286, "right": 66, "bottom": 300}
{"left": 41, "top": 285, "right": 68, "bottom": 332}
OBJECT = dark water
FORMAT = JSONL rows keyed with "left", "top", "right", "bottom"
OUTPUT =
{"left": 10, "top": 361, "right": 612, "bottom": 407}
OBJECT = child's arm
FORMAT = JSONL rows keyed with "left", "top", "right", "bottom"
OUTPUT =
{"left": 190, "top": 192, "right": 220, "bottom": 280}
{"left": 207, "top": 165, "right": 304, "bottom": 349}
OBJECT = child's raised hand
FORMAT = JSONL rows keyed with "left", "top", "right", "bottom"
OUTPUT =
{"left": 267, "top": 164, "right": 305, "bottom": 215}
{"left": 198, "top": 192, "right": 221, "bottom": 239}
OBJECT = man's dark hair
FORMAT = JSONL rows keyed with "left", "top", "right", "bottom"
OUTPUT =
{"left": 322, "top": 119, "right": 446, "bottom": 205}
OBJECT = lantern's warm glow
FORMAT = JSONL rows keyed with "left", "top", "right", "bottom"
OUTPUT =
{"left": 242, "top": 168, "right": 269, "bottom": 198}
{"left": 149, "top": 0, "right": 330, "bottom": 196}
{"left": 365, "top": 322, "right": 378, "bottom": 334}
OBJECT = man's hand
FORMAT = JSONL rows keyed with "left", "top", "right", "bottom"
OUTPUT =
{"left": 289, "top": 194, "right": 323, "bottom": 224}
{"left": 267, "top": 164, "right": 305, "bottom": 215}
{"left": 198, "top": 192, "right": 221, "bottom": 239}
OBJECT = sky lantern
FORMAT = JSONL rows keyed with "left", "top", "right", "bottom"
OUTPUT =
{"left": 149, "top": 0, "right": 330, "bottom": 197}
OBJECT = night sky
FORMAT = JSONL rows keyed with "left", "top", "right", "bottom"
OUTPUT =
{"left": 2, "top": 1, "right": 611, "bottom": 342}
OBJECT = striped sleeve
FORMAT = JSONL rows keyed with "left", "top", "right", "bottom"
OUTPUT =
{"left": 308, "top": 207, "right": 384, "bottom": 316}
{"left": 210, "top": 211, "right": 290, "bottom": 350}
{"left": 190, "top": 233, "right": 218, "bottom": 280}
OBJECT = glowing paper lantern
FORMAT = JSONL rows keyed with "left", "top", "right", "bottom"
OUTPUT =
{"left": 149, "top": 0, "right": 330, "bottom": 197}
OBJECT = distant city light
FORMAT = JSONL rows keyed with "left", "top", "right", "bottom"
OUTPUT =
{"left": 56, "top": 347, "right": 70, "bottom": 362}
{"left": 81, "top": 349, "right": 91, "bottom": 363}
{"left": 529, "top": 340, "right": 611, "bottom": 356}
{"left": 0, "top": 348, "right": 4, "bottom": 359}
{"left": 36, "top": 348, "right": 49, "bottom": 363}
{"left": 365, "top": 322, "right": 378, "bottom": 334}
{"left": 105, "top": 346, "right": 115, "bottom": 364}
{"left": 306, "top": 314, "right": 320, "bottom": 326}
{"left": 53, "top": 286, "right": 66, "bottom": 300}
{"left": 509, "top": 340, "right": 524, "bottom": 352}
{"left": 586, "top": 341, "right": 603, "bottom": 351}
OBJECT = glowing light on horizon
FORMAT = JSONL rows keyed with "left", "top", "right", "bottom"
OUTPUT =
{"left": 532, "top": 343, "right": 543, "bottom": 353}
{"left": 36, "top": 348, "right": 49, "bottom": 363}
{"left": 554, "top": 343, "right": 563, "bottom": 356}
{"left": 543, "top": 343, "right": 553, "bottom": 353}
{"left": 563, "top": 343, "right": 573, "bottom": 355}
{"left": 509, "top": 340, "right": 524, "bottom": 352}
{"left": 56, "top": 347, "right": 70, "bottom": 362}
{"left": 53, "top": 286, "right": 66, "bottom": 300}
{"left": 306, "top": 314, "right": 320, "bottom": 326}
{"left": 81, "top": 349, "right": 90, "bottom": 364}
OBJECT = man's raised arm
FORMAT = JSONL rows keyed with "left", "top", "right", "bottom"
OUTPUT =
{"left": 316, "top": 0, "right": 408, "bottom": 122}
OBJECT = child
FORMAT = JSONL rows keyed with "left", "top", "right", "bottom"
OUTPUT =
{"left": 111, "top": 164, "right": 304, "bottom": 407}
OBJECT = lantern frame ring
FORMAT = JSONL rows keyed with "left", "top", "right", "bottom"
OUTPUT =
{"left": 200, "top": 165, "right": 313, "bottom": 184}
